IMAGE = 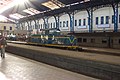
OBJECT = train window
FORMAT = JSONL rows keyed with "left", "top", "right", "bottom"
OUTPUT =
{"left": 10, "top": 27, "right": 12, "bottom": 30}
{"left": 102, "top": 39, "right": 107, "bottom": 43}
{"left": 83, "top": 38, "right": 87, "bottom": 42}
{"left": 119, "top": 15, "right": 120, "bottom": 23}
{"left": 106, "top": 16, "right": 109, "bottom": 24}
{"left": 91, "top": 38, "right": 95, "bottom": 43}
{"left": 66, "top": 21, "right": 68, "bottom": 27}
{"left": 75, "top": 20, "right": 77, "bottom": 26}
{"left": 96, "top": 17, "right": 99, "bottom": 25}
{"left": 112, "top": 15, "right": 114, "bottom": 24}
{"left": 101, "top": 16, "right": 104, "bottom": 24}
{"left": 83, "top": 19, "right": 86, "bottom": 26}
{"left": 77, "top": 38, "right": 82, "bottom": 43}
{"left": 79, "top": 19, "right": 81, "bottom": 26}
{"left": 60, "top": 22, "right": 62, "bottom": 27}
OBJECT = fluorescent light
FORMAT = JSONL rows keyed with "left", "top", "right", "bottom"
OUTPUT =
{"left": 9, "top": 13, "right": 25, "bottom": 19}
{"left": 42, "top": 1, "right": 62, "bottom": 10}
{"left": 9, "top": 15, "right": 20, "bottom": 20}
{"left": 23, "top": 8, "right": 41, "bottom": 15}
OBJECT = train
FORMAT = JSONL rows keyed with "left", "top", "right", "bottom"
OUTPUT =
{"left": 27, "top": 31, "right": 77, "bottom": 46}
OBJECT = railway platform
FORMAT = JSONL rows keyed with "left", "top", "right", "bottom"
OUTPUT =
{"left": 8, "top": 40, "right": 120, "bottom": 56}
{"left": 6, "top": 42, "right": 120, "bottom": 79}
{"left": 0, "top": 53, "right": 96, "bottom": 80}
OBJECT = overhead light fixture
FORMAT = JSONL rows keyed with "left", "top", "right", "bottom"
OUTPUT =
{"left": 41, "top": 0, "right": 64, "bottom": 10}
{"left": 9, "top": 13, "right": 25, "bottom": 20}
{"left": 23, "top": 8, "right": 41, "bottom": 15}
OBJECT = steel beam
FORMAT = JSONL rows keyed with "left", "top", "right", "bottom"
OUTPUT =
{"left": 68, "top": 12, "right": 74, "bottom": 32}
{"left": 87, "top": 8, "right": 93, "bottom": 33}
{"left": 112, "top": 3, "right": 118, "bottom": 32}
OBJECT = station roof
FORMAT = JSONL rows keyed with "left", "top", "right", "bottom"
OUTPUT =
{"left": 0, "top": 0, "right": 119, "bottom": 23}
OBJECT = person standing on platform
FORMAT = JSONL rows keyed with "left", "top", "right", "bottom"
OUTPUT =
{"left": 0, "top": 35, "right": 7, "bottom": 58}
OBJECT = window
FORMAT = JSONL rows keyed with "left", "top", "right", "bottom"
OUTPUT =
{"left": 48, "top": 23, "right": 50, "bottom": 28}
{"left": 79, "top": 19, "right": 81, "bottom": 26}
{"left": 83, "top": 19, "right": 86, "bottom": 26}
{"left": 63, "top": 21, "right": 65, "bottom": 27}
{"left": 83, "top": 38, "right": 87, "bottom": 42}
{"left": 33, "top": 25, "right": 34, "bottom": 29}
{"left": 91, "top": 38, "right": 95, "bottom": 43}
{"left": 77, "top": 38, "right": 82, "bottom": 43}
{"left": 66, "top": 21, "right": 68, "bottom": 27}
{"left": 119, "top": 39, "right": 120, "bottom": 44}
{"left": 119, "top": 15, "right": 120, "bottom": 23}
{"left": 43, "top": 24, "right": 45, "bottom": 29}
{"left": 102, "top": 39, "right": 107, "bottom": 43}
{"left": 10, "top": 27, "right": 12, "bottom": 30}
{"left": 41, "top": 24, "right": 42, "bottom": 29}
{"left": 60, "top": 22, "right": 62, "bottom": 27}
{"left": 75, "top": 20, "right": 77, "bottom": 26}
{"left": 51, "top": 23, "right": 52, "bottom": 28}
{"left": 53, "top": 22, "right": 55, "bottom": 28}
{"left": 106, "top": 16, "right": 109, "bottom": 24}
{"left": 101, "top": 16, "right": 104, "bottom": 24}
{"left": 39, "top": 25, "right": 40, "bottom": 29}
{"left": 112, "top": 15, "right": 114, "bottom": 23}
{"left": 96, "top": 17, "right": 99, "bottom": 25}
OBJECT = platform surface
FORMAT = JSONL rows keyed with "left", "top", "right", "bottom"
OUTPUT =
{"left": 8, "top": 43, "right": 120, "bottom": 65}
{"left": 0, "top": 53, "right": 97, "bottom": 80}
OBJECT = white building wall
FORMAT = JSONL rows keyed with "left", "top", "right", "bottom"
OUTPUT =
{"left": 59, "top": 14, "right": 70, "bottom": 32}
{"left": 74, "top": 11, "right": 88, "bottom": 32}
{"left": 31, "top": 20, "right": 35, "bottom": 30}
{"left": 48, "top": 16, "right": 56, "bottom": 28}
{"left": 39, "top": 19, "right": 44, "bottom": 29}
{"left": 0, "top": 23, "right": 16, "bottom": 31}
{"left": 24, "top": 22, "right": 28, "bottom": 30}
{"left": 93, "top": 7, "right": 114, "bottom": 31}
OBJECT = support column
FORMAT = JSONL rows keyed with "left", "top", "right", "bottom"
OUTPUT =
{"left": 68, "top": 12, "right": 74, "bottom": 32}
{"left": 112, "top": 3, "right": 118, "bottom": 32}
{"left": 54, "top": 15, "right": 60, "bottom": 30}
{"left": 21, "top": 23, "right": 24, "bottom": 30}
{"left": 34, "top": 20, "right": 37, "bottom": 29}
{"left": 86, "top": 8, "right": 93, "bottom": 33}
{"left": 36, "top": 19, "right": 40, "bottom": 34}
{"left": 42, "top": 18, "right": 46, "bottom": 29}
{"left": 16, "top": 21, "right": 20, "bottom": 30}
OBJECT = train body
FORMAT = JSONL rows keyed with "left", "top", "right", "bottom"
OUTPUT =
{"left": 28, "top": 32, "right": 77, "bottom": 46}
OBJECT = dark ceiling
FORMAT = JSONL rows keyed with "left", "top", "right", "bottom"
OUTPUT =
{"left": 1, "top": 0, "right": 84, "bottom": 19}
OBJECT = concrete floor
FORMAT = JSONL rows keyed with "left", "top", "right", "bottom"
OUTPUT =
{"left": 0, "top": 53, "right": 97, "bottom": 80}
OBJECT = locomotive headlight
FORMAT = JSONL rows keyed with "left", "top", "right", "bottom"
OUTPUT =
{"left": 41, "top": 35, "right": 43, "bottom": 39}
{"left": 45, "top": 35, "right": 48, "bottom": 40}
{"left": 52, "top": 35, "right": 55, "bottom": 40}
